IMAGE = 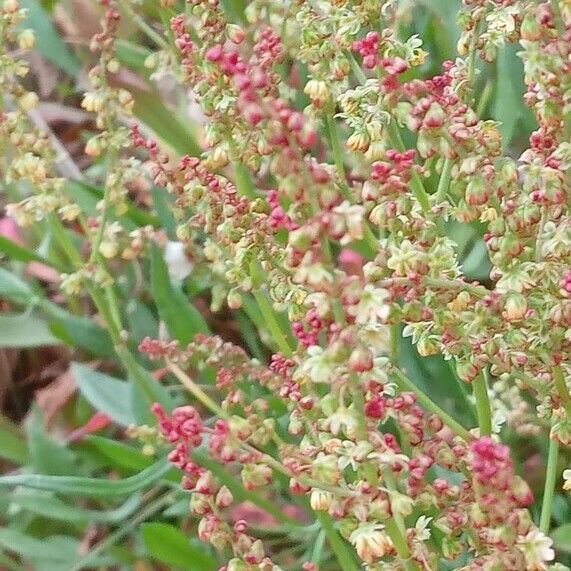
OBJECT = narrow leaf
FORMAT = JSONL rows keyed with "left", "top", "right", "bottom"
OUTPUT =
{"left": 150, "top": 243, "right": 210, "bottom": 344}
{"left": 141, "top": 523, "right": 217, "bottom": 570}
{"left": 0, "top": 458, "right": 171, "bottom": 497}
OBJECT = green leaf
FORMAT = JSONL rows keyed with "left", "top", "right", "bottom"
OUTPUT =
{"left": 72, "top": 363, "right": 136, "bottom": 426}
{"left": 116, "top": 39, "right": 152, "bottom": 71}
{"left": 461, "top": 240, "right": 492, "bottom": 282}
{"left": 80, "top": 435, "right": 153, "bottom": 473}
{"left": 551, "top": 523, "right": 571, "bottom": 553}
{"left": 131, "top": 88, "right": 200, "bottom": 156}
{"left": 26, "top": 408, "right": 78, "bottom": 476}
{"left": 19, "top": 0, "right": 80, "bottom": 76}
{"left": 492, "top": 45, "right": 536, "bottom": 150}
{"left": 0, "top": 267, "right": 40, "bottom": 306}
{"left": 9, "top": 490, "right": 141, "bottom": 524}
{"left": 151, "top": 187, "right": 177, "bottom": 238}
{"left": 315, "top": 512, "right": 360, "bottom": 571}
{"left": 125, "top": 300, "right": 159, "bottom": 343}
{"left": 0, "top": 530, "right": 80, "bottom": 563}
{"left": 141, "top": 523, "right": 217, "bottom": 570}
{"left": 0, "top": 414, "right": 28, "bottom": 464}
{"left": 150, "top": 243, "right": 210, "bottom": 344}
{"left": 0, "top": 313, "right": 61, "bottom": 348}
{"left": 0, "top": 458, "right": 171, "bottom": 497}
{"left": 49, "top": 314, "right": 115, "bottom": 358}
{"left": 0, "top": 235, "right": 57, "bottom": 267}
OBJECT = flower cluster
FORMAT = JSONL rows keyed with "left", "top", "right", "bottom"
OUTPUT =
{"left": 3, "top": 0, "right": 570, "bottom": 569}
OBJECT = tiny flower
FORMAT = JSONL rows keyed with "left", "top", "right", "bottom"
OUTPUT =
{"left": 310, "top": 489, "right": 333, "bottom": 511}
{"left": 388, "top": 490, "right": 415, "bottom": 518}
{"left": 349, "top": 523, "right": 392, "bottom": 564}
{"left": 563, "top": 469, "right": 571, "bottom": 492}
{"left": 18, "top": 29, "right": 35, "bottom": 50}
{"left": 349, "top": 284, "right": 391, "bottom": 325}
{"left": 304, "top": 79, "right": 330, "bottom": 105}
{"left": 503, "top": 292, "right": 528, "bottom": 322}
{"left": 517, "top": 530, "right": 555, "bottom": 570}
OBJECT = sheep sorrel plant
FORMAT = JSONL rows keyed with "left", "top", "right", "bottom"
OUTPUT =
{"left": 0, "top": 0, "right": 570, "bottom": 569}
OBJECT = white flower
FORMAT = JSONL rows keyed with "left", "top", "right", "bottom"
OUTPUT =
{"left": 563, "top": 469, "right": 571, "bottom": 492}
{"left": 349, "top": 284, "right": 391, "bottom": 325}
{"left": 358, "top": 323, "right": 390, "bottom": 356}
{"left": 518, "top": 530, "right": 555, "bottom": 570}
{"left": 414, "top": 516, "right": 432, "bottom": 542}
{"left": 337, "top": 440, "right": 373, "bottom": 471}
{"left": 164, "top": 241, "right": 193, "bottom": 283}
{"left": 350, "top": 523, "right": 392, "bottom": 564}
{"left": 326, "top": 405, "right": 358, "bottom": 437}
{"left": 332, "top": 201, "right": 365, "bottom": 244}
{"left": 387, "top": 239, "right": 423, "bottom": 275}
{"left": 297, "top": 345, "right": 336, "bottom": 384}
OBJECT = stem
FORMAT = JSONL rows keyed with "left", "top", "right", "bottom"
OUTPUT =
{"left": 435, "top": 158, "right": 453, "bottom": 203}
{"left": 349, "top": 372, "right": 368, "bottom": 440}
{"left": 68, "top": 490, "right": 174, "bottom": 571}
{"left": 539, "top": 434, "right": 559, "bottom": 533}
{"left": 315, "top": 512, "right": 360, "bottom": 571}
{"left": 472, "top": 371, "right": 492, "bottom": 436}
{"left": 89, "top": 151, "right": 117, "bottom": 264}
{"left": 550, "top": 0, "right": 565, "bottom": 35}
{"left": 167, "top": 360, "right": 228, "bottom": 419}
{"left": 392, "top": 369, "right": 473, "bottom": 441}
{"left": 386, "top": 121, "right": 431, "bottom": 213}
{"left": 325, "top": 114, "right": 379, "bottom": 253}
{"left": 385, "top": 520, "right": 419, "bottom": 571}
{"left": 252, "top": 289, "right": 294, "bottom": 357}
{"left": 552, "top": 365, "right": 571, "bottom": 416}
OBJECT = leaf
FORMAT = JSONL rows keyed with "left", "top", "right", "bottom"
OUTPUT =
{"left": 49, "top": 314, "right": 115, "bottom": 358}
{"left": 9, "top": 490, "right": 141, "bottom": 524}
{"left": 0, "top": 267, "right": 40, "bottom": 306}
{"left": 0, "top": 313, "right": 61, "bottom": 347}
{"left": 0, "top": 458, "right": 171, "bottom": 497}
{"left": 72, "top": 363, "right": 136, "bottom": 426}
{"left": 461, "top": 240, "right": 492, "bottom": 282}
{"left": 0, "top": 530, "right": 80, "bottom": 563}
{"left": 150, "top": 243, "right": 211, "bottom": 344}
{"left": 0, "top": 414, "right": 28, "bottom": 464}
{"left": 315, "top": 513, "right": 360, "bottom": 571}
{"left": 26, "top": 408, "right": 78, "bottom": 476}
{"left": 80, "top": 435, "right": 154, "bottom": 473}
{"left": 0, "top": 235, "right": 56, "bottom": 267}
{"left": 551, "top": 523, "right": 571, "bottom": 553}
{"left": 141, "top": 523, "right": 217, "bottom": 571}
{"left": 131, "top": 88, "right": 201, "bottom": 156}
{"left": 492, "top": 45, "right": 536, "bottom": 150}
{"left": 19, "top": 0, "right": 80, "bottom": 76}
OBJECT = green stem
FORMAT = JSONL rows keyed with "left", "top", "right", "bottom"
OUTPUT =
{"left": 550, "top": 0, "right": 565, "bottom": 35}
{"left": 385, "top": 520, "right": 418, "bottom": 571}
{"left": 473, "top": 371, "right": 492, "bottom": 436}
{"left": 68, "top": 490, "right": 174, "bottom": 571}
{"left": 386, "top": 121, "right": 430, "bottom": 213}
{"left": 435, "top": 158, "right": 453, "bottom": 203}
{"left": 553, "top": 365, "right": 571, "bottom": 417}
{"left": 315, "top": 512, "right": 359, "bottom": 571}
{"left": 539, "top": 434, "right": 559, "bottom": 533}
{"left": 252, "top": 289, "right": 294, "bottom": 357}
{"left": 393, "top": 368, "right": 473, "bottom": 441}
{"left": 167, "top": 360, "right": 228, "bottom": 419}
